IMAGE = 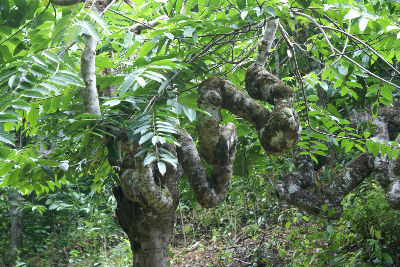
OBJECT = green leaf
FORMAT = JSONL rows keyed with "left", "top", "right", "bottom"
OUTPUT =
{"left": 338, "top": 65, "right": 348, "bottom": 76}
{"left": 136, "top": 76, "right": 146, "bottom": 87}
{"left": 81, "top": 20, "right": 101, "bottom": 41}
{"left": 12, "top": 99, "right": 31, "bottom": 111}
{"left": 359, "top": 17, "right": 369, "bottom": 32}
{"left": 157, "top": 161, "right": 166, "bottom": 175}
{"left": 118, "top": 70, "right": 143, "bottom": 95}
{"left": 183, "top": 26, "right": 196, "bottom": 37}
{"left": 240, "top": 10, "right": 248, "bottom": 20}
{"left": 42, "top": 165, "right": 55, "bottom": 179}
{"left": 344, "top": 9, "right": 360, "bottom": 20}
{"left": 183, "top": 106, "right": 196, "bottom": 122}
{"left": 164, "top": 32, "right": 174, "bottom": 40}
{"left": 382, "top": 253, "right": 393, "bottom": 265}
{"left": 372, "top": 101, "right": 379, "bottom": 119}
{"left": 103, "top": 99, "right": 121, "bottom": 106}
{"left": 263, "top": 6, "right": 275, "bottom": 16}
{"left": 345, "top": 141, "right": 354, "bottom": 153}
{"left": 0, "top": 113, "right": 19, "bottom": 123}
{"left": 380, "top": 86, "right": 393, "bottom": 102}
{"left": 65, "top": 24, "right": 81, "bottom": 45}
{"left": 236, "top": 0, "right": 246, "bottom": 9}
{"left": 0, "top": 129, "right": 14, "bottom": 145}
{"left": 297, "top": 0, "right": 311, "bottom": 9}
{"left": 372, "top": 142, "right": 380, "bottom": 157}
{"left": 306, "top": 95, "right": 319, "bottom": 102}
{"left": 143, "top": 153, "right": 157, "bottom": 165}
{"left": 139, "top": 132, "right": 154, "bottom": 145}
{"left": 88, "top": 11, "right": 109, "bottom": 34}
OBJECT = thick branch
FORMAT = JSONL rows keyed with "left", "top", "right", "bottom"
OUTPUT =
{"left": 277, "top": 152, "right": 376, "bottom": 215}
{"left": 177, "top": 129, "right": 236, "bottom": 208}
{"left": 245, "top": 63, "right": 301, "bottom": 154}
{"left": 277, "top": 109, "right": 400, "bottom": 214}
{"left": 120, "top": 161, "right": 175, "bottom": 213}
{"left": 81, "top": 34, "right": 101, "bottom": 115}
{"left": 197, "top": 77, "right": 267, "bottom": 164}
{"left": 181, "top": 63, "right": 299, "bottom": 208}
{"left": 256, "top": 18, "right": 279, "bottom": 66}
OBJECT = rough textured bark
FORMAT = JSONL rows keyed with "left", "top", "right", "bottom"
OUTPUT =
{"left": 110, "top": 139, "right": 180, "bottom": 267}
{"left": 179, "top": 64, "right": 300, "bottom": 208}
{"left": 198, "top": 73, "right": 301, "bottom": 156}
{"left": 113, "top": 187, "right": 176, "bottom": 267}
{"left": 276, "top": 108, "right": 400, "bottom": 215}
{"left": 8, "top": 190, "right": 23, "bottom": 262}
{"left": 386, "top": 134, "right": 400, "bottom": 209}
{"left": 177, "top": 129, "right": 236, "bottom": 208}
{"left": 245, "top": 63, "right": 301, "bottom": 154}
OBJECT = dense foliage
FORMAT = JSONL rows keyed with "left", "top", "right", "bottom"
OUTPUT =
{"left": 0, "top": 0, "right": 399, "bottom": 266}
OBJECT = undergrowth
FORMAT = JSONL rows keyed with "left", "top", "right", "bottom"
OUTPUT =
{"left": 1, "top": 174, "right": 399, "bottom": 267}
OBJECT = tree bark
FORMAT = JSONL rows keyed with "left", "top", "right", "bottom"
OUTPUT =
{"left": 113, "top": 186, "right": 176, "bottom": 267}
{"left": 8, "top": 190, "right": 23, "bottom": 263}
{"left": 276, "top": 109, "right": 400, "bottom": 215}
{"left": 81, "top": 33, "right": 101, "bottom": 115}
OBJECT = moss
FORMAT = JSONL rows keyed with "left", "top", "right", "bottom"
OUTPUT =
{"left": 271, "top": 83, "right": 293, "bottom": 100}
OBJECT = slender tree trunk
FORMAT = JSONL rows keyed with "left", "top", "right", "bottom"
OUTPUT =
{"left": 113, "top": 187, "right": 175, "bottom": 267}
{"left": 8, "top": 190, "right": 23, "bottom": 263}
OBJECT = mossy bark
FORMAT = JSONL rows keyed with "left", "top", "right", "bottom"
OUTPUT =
{"left": 113, "top": 187, "right": 176, "bottom": 267}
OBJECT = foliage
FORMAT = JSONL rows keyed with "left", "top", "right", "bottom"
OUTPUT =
{"left": 0, "top": 0, "right": 400, "bottom": 266}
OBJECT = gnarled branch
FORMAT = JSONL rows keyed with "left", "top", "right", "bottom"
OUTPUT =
{"left": 177, "top": 129, "right": 236, "bottom": 208}
{"left": 277, "top": 110, "right": 400, "bottom": 214}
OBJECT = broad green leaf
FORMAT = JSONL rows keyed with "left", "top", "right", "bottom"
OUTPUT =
{"left": 372, "top": 101, "right": 379, "bottom": 119}
{"left": 11, "top": 99, "right": 31, "bottom": 111}
{"left": 81, "top": 20, "right": 101, "bottom": 41}
{"left": 143, "top": 153, "right": 157, "bottom": 165}
{"left": 164, "top": 32, "right": 174, "bottom": 40}
{"left": 139, "top": 132, "right": 154, "bottom": 145}
{"left": 344, "top": 9, "right": 360, "bottom": 20}
{"left": 103, "top": 99, "right": 121, "bottom": 106}
{"left": 359, "top": 17, "right": 369, "bottom": 32}
{"left": 157, "top": 161, "right": 166, "bottom": 175}
{"left": 306, "top": 95, "right": 319, "bottom": 102}
{"left": 240, "top": 11, "right": 248, "bottom": 20}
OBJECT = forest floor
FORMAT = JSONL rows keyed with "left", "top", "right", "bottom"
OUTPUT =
{"left": 170, "top": 222, "right": 289, "bottom": 267}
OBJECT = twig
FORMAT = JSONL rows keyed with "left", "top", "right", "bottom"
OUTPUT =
{"left": 294, "top": 11, "right": 400, "bottom": 89}
{"left": 322, "top": 26, "right": 400, "bottom": 76}
{"left": 318, "top": 22, "right": 350, "bottom": 76}
{"left": 108, "top": 8, "right": 154, "bottom": 28}
{"left": 279, "top": 23, "right": 374, "bottom": 142}
{"left": 99, "top": 0, "right": 117, "bottom": 16}
{"left": 293, "top": 11, "right": 336, "bottom": 55}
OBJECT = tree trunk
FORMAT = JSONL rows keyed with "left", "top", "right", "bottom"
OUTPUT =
{"left": 113, "top": 187, "right": 175, "bottom": 267}
{"left": 8, "top": 190, "right": 23, "bottom": 263}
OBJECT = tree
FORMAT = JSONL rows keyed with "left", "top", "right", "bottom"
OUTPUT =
{"left": 0, "top": 0, "right": 399, "bottom": 266}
